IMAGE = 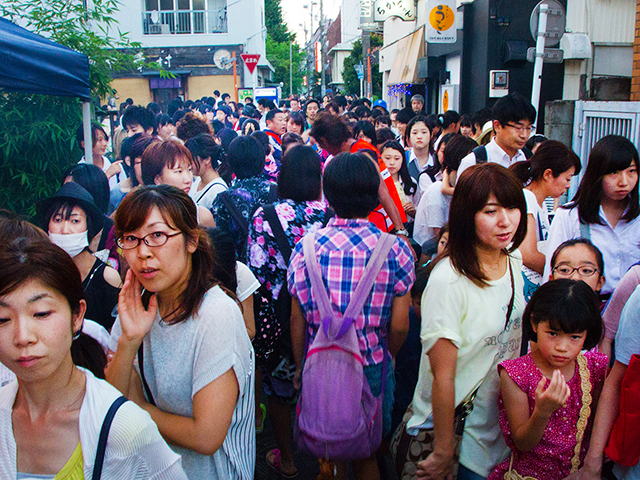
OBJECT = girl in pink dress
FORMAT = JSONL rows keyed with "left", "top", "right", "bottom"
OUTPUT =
{"left": 488, "top": 279, "right": 607, "bottom": 480}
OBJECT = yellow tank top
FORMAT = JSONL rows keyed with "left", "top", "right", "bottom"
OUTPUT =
{"left": 54, "top": 442, "right": 84, "bottom": 480}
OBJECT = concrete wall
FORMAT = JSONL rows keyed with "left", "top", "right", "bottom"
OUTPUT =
{"left": 188, "top": 74, "right": 235, "bottom": 99}
{"left": 112, "top": 78, "right": 153, "bottom": 105}
{"left": 545, "top": 100, "right": 575, "bottom": 148}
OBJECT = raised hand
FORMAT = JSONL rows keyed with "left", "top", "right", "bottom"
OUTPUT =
{"left": 105, "top": 160, "right": 123, "bottom": 179}
{"left": 118, "top": 269, "right": 158, "bottom": 344}
{"left": 535, "top": 369, "right": 570, "bottom": 417}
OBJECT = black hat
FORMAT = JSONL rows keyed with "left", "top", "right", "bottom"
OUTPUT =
{"left": 36, "top": 182, "right": 105, "bottom": 239}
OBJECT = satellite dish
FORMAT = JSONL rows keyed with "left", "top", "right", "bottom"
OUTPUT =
{"left": 213, "top": 49, "right": 232, "bottom": 70}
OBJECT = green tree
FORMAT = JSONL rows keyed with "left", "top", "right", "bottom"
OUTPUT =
{"left": 342, "top": 35, "right": 383, "bottom": 98}
{"left": 264, "top": 0, "right": 304, "bottom": 95}
{"left": 0, "top": 0, "right": 153, "bottom": 216}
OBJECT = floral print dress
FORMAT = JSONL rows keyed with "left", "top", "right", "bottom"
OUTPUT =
{"left": 248, "top": 199, "right": 327, "bottom": 300}
{"left": 210, "top": 176, "right": 275, "bottom": 263}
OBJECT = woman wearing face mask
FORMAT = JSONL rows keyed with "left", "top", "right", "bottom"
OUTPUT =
{"left": 37, "top": 182, "right": 122, "bottom": 332}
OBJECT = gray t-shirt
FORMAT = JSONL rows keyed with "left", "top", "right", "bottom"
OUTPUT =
{"left": 109, "top": 286, "right": 255, "bottom": 480}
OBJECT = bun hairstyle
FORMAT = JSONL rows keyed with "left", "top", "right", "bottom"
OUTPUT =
{"left": 509, "top": 140, "right": 581, "bottom": 186}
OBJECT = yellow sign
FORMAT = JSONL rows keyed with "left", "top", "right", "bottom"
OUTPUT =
{"left": 442, "top": 90, "right": 449, "bottom": 111}
{"left": 429, "top": 4, "right": 455, "bottom": 32}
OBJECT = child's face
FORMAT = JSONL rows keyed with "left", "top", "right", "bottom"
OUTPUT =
{"left": 409, "top": 122, "right": 430, "bottom": 150}
{"left": 437, "top": 232, "right": 449, "bottom": 256}
{"left": 532, "top": 320, "right": 586, "bottom": 370}
{"left": 381, "top": 148, "right": 403, "bottom": 176}
{"left": 550, "top": 244, "right": 605, "bottom": 293}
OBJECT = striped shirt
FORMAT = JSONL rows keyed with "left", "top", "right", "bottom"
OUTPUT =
{"left": 287, "top": 218, "right": 415, "bottom": 365}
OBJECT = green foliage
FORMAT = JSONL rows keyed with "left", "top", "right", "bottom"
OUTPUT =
{"left": 266, "top": 37, "right": 305, "bottom": 95}
{"left": 0, "top": 0, "right": 155, "bottom": 217}
{"left": 265, "top": 0, "right": 294, "bottom": 43}
{"left": 264, "top": 0, "right": 304, "bottom": 94}
{"left": 0, "top": 94, "right": 82, "bottom": 217}
{"left": 342, "top": 35, "right": 383, "bottom": 98}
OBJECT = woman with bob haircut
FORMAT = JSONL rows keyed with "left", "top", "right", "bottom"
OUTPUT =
{"left": 543, "top": 134, "right": 640, "bottom": 295}
{"left": 106, "top": 185, "right": 255, "bottom": 479}
{"left": 140, "top": 139, "right": 215, "bottom": 228}
{"left": 248, "top": 145, "right": 328, "bottom": 478}
{"left": 0, "top": 238, "right": 187, "bottom": 479}
{"left": 392, "top": 163, "right": 527, "bottom": 480}
{"left": 509, "top": 140, "right": 581, "bottom": 299}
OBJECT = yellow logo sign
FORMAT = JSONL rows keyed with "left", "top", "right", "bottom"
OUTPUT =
{"left": 443, "top": 90, "right": 449, "bottom": 111}
{"left": 429, "top": 4, "right": 455, "bottom": 32}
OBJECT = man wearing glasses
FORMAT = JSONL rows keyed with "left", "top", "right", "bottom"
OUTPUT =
{"left": 457, "top": 93, "right": 537, "bottom": 178}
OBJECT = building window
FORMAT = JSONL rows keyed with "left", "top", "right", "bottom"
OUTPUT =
{"left": 143, "top": 0, "right": 227, "bottom": 34}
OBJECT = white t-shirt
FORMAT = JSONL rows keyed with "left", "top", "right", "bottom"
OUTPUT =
{"left": 522, "top": 189, "right": 550, "bottom": 285}
{"left": 413, "top": 180, "right": 452, "bottom": 247}
{"left": 78, "top": 155, "right": 125, "bottom": 191}
{"left": 191, "top": 177, "right": 228, "bottom": 211}
{"left": 109, "top": 286, "right": 255, "bottom": 480}
{"left": 0, "top": 368, "right": 186, "bottom": 479}
{"left": 613, "top": 285, "right": 640, "bottom": 480}
{"left": 543, "top": 205, "right": 640, "bottom": 294}
{"left": 407, "top": 252, "right": 524, "bottom": 477}
{"left": 457, "top": 138, "right": 527, "bottom": 179}
{"left": 236, "top": 261, "right": 260, "bottom": 302}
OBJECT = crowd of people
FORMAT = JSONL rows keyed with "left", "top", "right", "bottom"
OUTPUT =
{"left": 0, "top": 88, "right": 639, "bottom": 480}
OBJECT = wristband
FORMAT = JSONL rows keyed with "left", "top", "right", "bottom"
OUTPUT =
{"left": 395, "top": 229, "right": 409, "bottom": 236}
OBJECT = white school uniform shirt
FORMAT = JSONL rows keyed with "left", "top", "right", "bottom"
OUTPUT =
{"left": 0, "top": 368, "right": 187, "bottom": 479}
{"left": 543, "top": 205, "right": 640, "bottom": 295}
{"left": 413, "top": 180, "right": 451, "bottom": 247}
{"left": 457, "top": 138, "right": 527, "bottom": 179}
{"left": 407, "top": 149, "right": 438, "bottom": 205}
{"left": 78, "top": 155, "right": 126, "bottom": 191}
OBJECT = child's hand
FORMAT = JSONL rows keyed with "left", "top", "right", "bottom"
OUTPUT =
{"left": 534, "top": 369, "right": 570, "bottom": 417}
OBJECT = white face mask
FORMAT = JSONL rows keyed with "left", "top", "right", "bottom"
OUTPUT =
{"left": 49, "top": 231, "right": 89, "bottom": 258}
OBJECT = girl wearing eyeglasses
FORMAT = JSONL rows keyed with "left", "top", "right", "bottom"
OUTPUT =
{"left": 105, "top": 185, "right": 255, "bottom": 479}
{"left": 544, "top": 135, "right": 640, "bottom": 297}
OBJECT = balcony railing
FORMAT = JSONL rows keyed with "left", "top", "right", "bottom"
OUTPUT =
{"left": 143, "top": 8, "right": 227, "bottom": 35}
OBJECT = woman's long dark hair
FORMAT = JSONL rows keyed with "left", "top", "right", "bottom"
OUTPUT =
{"left": 404, "top": 115, "right": 439, "bottom": 179}
{"left": 380, "top": 140, "right": 416, "bottom": 196}
{"left": 114, "top": 185, "right": 217, "bottom": 325}
{"left": 447, "top": 163, "right": 527, "bottom": 287}
{"left": 571, "top": 135, "right": 639, "bottom": 225}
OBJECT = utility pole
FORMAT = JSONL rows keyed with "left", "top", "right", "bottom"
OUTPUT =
{"left": 319, "top": 0, "right": 326, "bottom": 97}
{"left": 289, "top": 42, "right": 293, "bottom": 96}
{"left": 362, "top": 31, "right": 370, "bottom": 99}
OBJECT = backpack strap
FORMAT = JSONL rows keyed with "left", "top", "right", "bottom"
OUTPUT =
{"left": 303, "top": 233, "right": 396, "bottom": 340}
{"left": 267, "top": 183, "right": 279, "bottom": 203}
{"left": 579, "top": 221, "right": 591, "bottom": 240}
{"left": 92, "top": 396, "right": 128, "bottom": 480}
{"left": 472, "top": 145, "right": 488, "bottom": 164}
{"left": 218, "top": 191, "right": 249, "bottom": 236}
{"left": 263, "top": 204, "right": 293, "bottom": 264}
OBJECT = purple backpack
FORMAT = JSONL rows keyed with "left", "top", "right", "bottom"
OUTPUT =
{"left": 294, "top": 232, "right": 395, "bottom": 461}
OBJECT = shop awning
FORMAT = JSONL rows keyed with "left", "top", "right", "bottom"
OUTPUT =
{"left": 387, "top": 27, "right": 425, "bottom": 85}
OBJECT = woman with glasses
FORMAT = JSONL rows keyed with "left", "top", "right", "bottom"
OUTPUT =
{"left": 548, "top": 239, "right": 605, "bottom": 294}
{"left": 105, "top": 185, "right": 255, "bottom": 479}
{"left": 543, "top": 135, "right": 640, "bottom": 297}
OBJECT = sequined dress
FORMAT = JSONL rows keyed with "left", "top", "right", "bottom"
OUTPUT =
{"left": 487, "top": 351, "right": 607, "bottom": 480}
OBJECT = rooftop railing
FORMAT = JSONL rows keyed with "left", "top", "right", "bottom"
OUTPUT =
{"left": 143, "top": 8, "right": 227, "bottom": 35}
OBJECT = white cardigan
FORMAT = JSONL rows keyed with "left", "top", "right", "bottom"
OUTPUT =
{"left": 0, "top": 368, "right": 188, "bottom": 479}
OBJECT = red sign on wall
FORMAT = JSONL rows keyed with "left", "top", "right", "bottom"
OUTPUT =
{"left": 241, "top": 54, "right": 261, "bottom": 74}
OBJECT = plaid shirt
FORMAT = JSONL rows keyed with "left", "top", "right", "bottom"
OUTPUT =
{"left": 287, "top": 218, "right": 415, "bottom": 366}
